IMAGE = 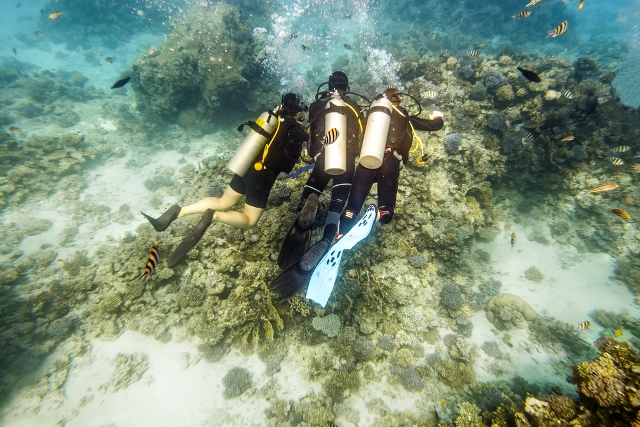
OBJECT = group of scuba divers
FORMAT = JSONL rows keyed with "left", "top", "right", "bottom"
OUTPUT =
{"left": 142, "top": 71, "right": 444, "bottom": 307}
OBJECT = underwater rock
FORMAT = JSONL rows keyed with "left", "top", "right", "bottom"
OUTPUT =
{"left": 444, "top": 133, "right": 463, "bottom": 155}
{"left": 408, "top": 254, "right": 426, "bottom": 268}
{"left": 524, "top": 266, "right": 545, "bottom": 283}
{"left": 222, "top": 366, "right": 253, "bottom": 399}
{"left": 353, "top": 336, "right": 376, "bottom": 361}
{"left": 486, "top": 293, "right": 537, "bottom": 330}
{"left": 487, "top": 112, "right": 507, "bottom": 131}
{"left": 109, "top": 353, "right": 148, "bottom": 392}
{"left": 441, "top": 283, "right": 464, "bottom": 311}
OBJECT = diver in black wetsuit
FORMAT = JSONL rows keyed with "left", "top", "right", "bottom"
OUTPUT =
{"left": 338, "top": 88, "right": 443, "bottom": 235}
{"left": 141, "top": 93, "right": 309, "bottom": 267}
{"left": 277, "top": 72, "right": 364, "bottom": 268}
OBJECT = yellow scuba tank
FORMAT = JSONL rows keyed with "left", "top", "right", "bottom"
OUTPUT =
{"left": 323, "top": 93, "right": 348, "bottom": 175}
{"left": 359, "top": 97, "right": 393, "bottom": 169}
{"left": 227, "top": 111, "right": 278, "bottom": 176}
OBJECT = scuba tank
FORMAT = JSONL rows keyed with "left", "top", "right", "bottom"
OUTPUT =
{"left": 359, "top": 97, "right": 393, "bottom": 169}
{"left": 323, "top": 93, "right": 348, "bottom": 175}
{"left": 228, "top": 110, "right": 278, "bottom": 176}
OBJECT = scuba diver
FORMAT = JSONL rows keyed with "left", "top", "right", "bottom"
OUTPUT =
{"left": 274, "top": 88, "right": 444, "bottom": 306}
{"left": 141, "top": 93, "right": 309, "bottom": 267}
{"left": 270, "top": 71, "right": 366, "bottom": 298}
{"left": 337, "top": 88, "right": 443, "bottom": 236}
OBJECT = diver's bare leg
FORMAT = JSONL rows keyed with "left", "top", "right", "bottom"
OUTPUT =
{"left": 178, "top": 186, "right": 243, "bottom": 218}
{"left": 213, "top": 205, "right": 264, "bottom": 230}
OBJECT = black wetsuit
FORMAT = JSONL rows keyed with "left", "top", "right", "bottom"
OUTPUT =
{"left": 300, "top": 93, "right": 364, "bottom": 239}
{"left": 338, "top": 105, "right": 443, "bottom": 234}
{"left": 230, "top": 115, "right": 307, "bottom": 209}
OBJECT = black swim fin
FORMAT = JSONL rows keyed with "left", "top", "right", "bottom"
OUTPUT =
{"left": 268, "top": 259, "right": 313, "bottom": 299}
{"left": 276, "top": 193, "right": 319, "bottom": 270}
{"left": 142, "top": 204, "right": 181, "bottom": 232}
{"left": 277, "top": 222, "right": 312, "bottom": 270}
{"left": 167, "top": 209, "right": 214, "bottom": 267}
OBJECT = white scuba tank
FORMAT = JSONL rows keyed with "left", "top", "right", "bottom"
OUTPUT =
{"left": 323, "top": 94, "right": 348, "bottom": 175}
{"left": 359, "top": 97, "right": 393, "bottom": 169}
{"left": 227, "top": 111, "right": 278, "bottom": 176}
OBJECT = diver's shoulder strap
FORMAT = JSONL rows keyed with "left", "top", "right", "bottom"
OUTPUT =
{"left": 306, "top": 205, "right": 377, "bottom": 307}
{"left": 237, "top": 110, "right": 278, "bottom": 139}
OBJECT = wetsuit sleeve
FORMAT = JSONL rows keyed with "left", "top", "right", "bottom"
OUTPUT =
{"left": 288, "top": 125, "right": 308, "bottom": 144}
{"left": 410, "top": 116, "right": 444, "bottom": 132}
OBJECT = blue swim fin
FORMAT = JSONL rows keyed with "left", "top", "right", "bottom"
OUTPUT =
{"left": 306, "top": 204, "right": 377, "bottom": 307}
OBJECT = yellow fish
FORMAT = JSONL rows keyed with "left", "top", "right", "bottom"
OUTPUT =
{"left": 440, "top": 399, "right": 447, "bottom": 406}
{"left": 547, "top": 21, "right": 568, "bottom": 38}
{"left": 512, "top": 10, "right": 533, "bottom": 19}
{"left": 576, "top": 321, "right": 590, "bottom": 333}
{"left": 610, "top": 208, "right": 630, "bottom": 220}
{"left": 322, "top": 128, "right": 340, "bottom": 146}
{"left": 615, "top": 329, "right": 623, "bottom": 336}
{"left": 609, "top": 157, "right": 624, "bottom": 166}
{"left": 138, "top": 245, "right": 160, "bottom": 282}
{"left": 586, "top": 183, "right": 617, "bottom": 193}
{"left": 510, "top": 233, "right": 516, "bottom": 249}
{"left": 48, "top": 11, "right": 64, "bottom": 19}
{"left": 613, "top": 146, "right": 631, "bottom": 153}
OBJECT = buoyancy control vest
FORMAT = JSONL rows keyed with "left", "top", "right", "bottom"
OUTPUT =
{"left": 256, "top": 115, "right": 303, "bottom": 174}
{"left": 308, "top": 94, "right": 363, "bottom": 160}
{"left": 386, "top": 106, "right": 413, "bottom": 162}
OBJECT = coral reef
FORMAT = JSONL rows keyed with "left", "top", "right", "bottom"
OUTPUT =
{"left": 222, "top": 366, "right": 253, "bottom": 399}
{"left": 486, "top": 293, "right": 537, "bottom": 330}
{"left": 130, "top": 3, "right": 277, "bottom": 122}
{"left": 109, "top": 353, "right": 148, "bottom": 392}
{"left": 311, "top": 313, "right": 341, "bottom": 338}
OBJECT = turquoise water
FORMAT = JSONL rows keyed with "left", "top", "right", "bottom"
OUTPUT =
{"left": 1, "top": 0, "right": 640, "bottom": 425}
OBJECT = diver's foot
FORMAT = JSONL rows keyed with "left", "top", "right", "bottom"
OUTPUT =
{"left": 142, "top": 204, "right": 181, "bottom": 232}
{"left": 297, "top": 193, "right": 319, "bottom": 229}
{"left": 300, "top": 238, "right": 330, "bottom": 271}
{"left": 167, "top": 209, "right": 214, "bottom": 267}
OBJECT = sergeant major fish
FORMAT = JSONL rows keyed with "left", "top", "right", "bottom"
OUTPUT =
{"left": 547, "top": 21, "right": 569, "bottom": 38}
{"left": 512, "top": 10, "right": 533, "bottom": 19}
{"left": 576, "top": 321, "right": 590, "bottom": 334}
{"left": 322, "top": 128, "right": 340, "bottom": 146}
{"left": 138, "top": 245, "right": 160, "bottom": 282}
{"left": 510, "top": 232, "right": 516, "bottom": 249}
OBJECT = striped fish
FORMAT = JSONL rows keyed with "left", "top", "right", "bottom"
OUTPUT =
{"left": 138, "top": 245, "right": 160, "bottom": 282}
{"left": 423, "top": 90, "right": 438, "bottom": 99}
{"left": 610, "top": 208, "right": 630, "bottom": 220}
{"left": 322, "top": 128, "right": 340, "bottom": 146}
{"left": 613, "top": 146, "right": 631, "bottom": 153}
{"left": 633, "top": 164, "right": 640, "bottom": 172}
{"left": 512, "top": 10, "right": 532, "bottom": 19}
{"left": 468, "top": 50, "right": 478, "bottom": 57}
{"left": 547, "top": 21, "right": 568, "bottom": 38}
{"left": 609, "top": 157, "right": 624, "bottom": 166}
{"left": 586, "top": 183, "right": 617, "bottom": 193}
{"left": 523, "top": 131, "right": 535, "bottom": 141}
{"left": 561, "top": 90, "right": 574, "bottom": 99}
{"left": 526, "top": 0, "right": 542, "bottom": 6}
{"left": 576, "top": 321, "right": 590, "bottom": 334}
